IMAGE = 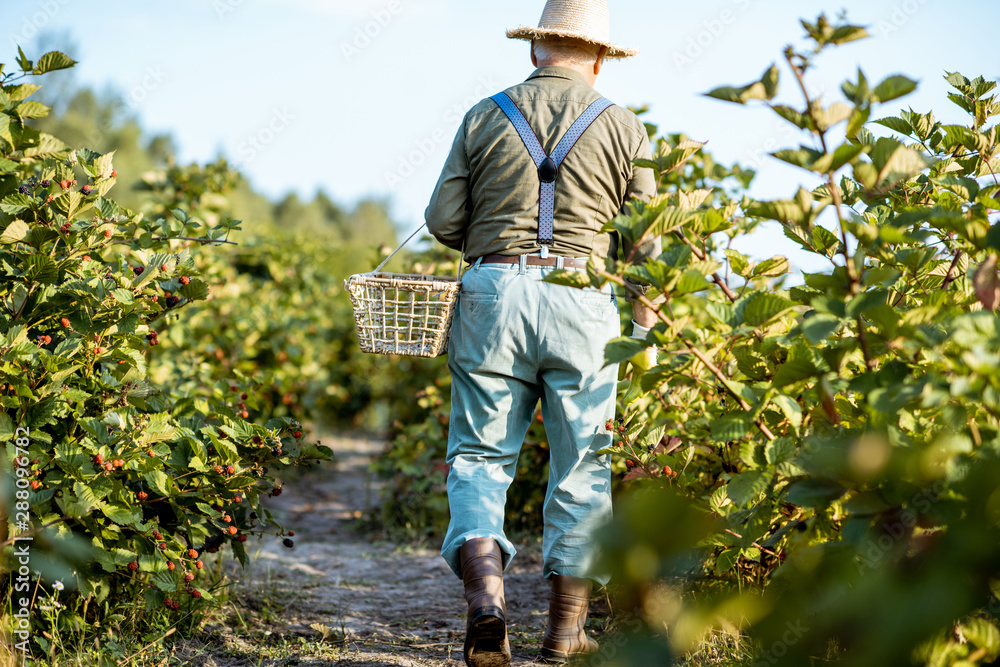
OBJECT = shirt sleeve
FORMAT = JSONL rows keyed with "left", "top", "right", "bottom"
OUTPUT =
{"left": 425, "top": 116, "right": 471, "bottom": 252}
{"left": 619, "top": 121, "right": 660, "bottom": 299}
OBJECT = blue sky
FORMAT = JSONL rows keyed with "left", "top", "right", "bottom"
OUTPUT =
{"left": 2, "top": 0, "right": 997, "bottom": 271}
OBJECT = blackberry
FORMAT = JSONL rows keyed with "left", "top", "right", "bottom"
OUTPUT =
{"left": 81, "top": 185, "right": 92, "bottom": 195}
{"left": 133, "top": 266, "right": 144, "bottom": 276}
{"left": 41, "top": 180, "right": 51, "bottom": 188}
{"left": 165, "top": 296, "right": 180, "bottom": 308}
{"left": 282, "top": 538, "right": 294, "bottom": 548}
{"left": 18, "top": 185, "right": 30, "bottom": 195}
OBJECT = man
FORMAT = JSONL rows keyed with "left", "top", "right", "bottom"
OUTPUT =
{"left": 425, "top": 1, "right": 659, "bottom": 664}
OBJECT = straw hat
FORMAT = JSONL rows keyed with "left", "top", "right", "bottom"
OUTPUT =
{"left": 506, "top": 0, "right": 638, "bottom": 59}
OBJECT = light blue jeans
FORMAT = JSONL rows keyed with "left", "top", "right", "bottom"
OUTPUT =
{"left": 440, "top": 255, "right": 620, "bottom": 587}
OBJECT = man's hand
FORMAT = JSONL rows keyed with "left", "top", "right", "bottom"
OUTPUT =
{"left": 631, "top": 302, "right": 658, "bottom": 369}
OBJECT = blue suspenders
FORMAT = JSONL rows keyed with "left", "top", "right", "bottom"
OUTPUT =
{"left": 489, "top": 92, "right": 615, "bottom": 257}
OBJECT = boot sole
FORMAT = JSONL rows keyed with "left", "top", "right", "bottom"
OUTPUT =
{"left": 539, "top": 647, "right": 570, "bottom": 664}
{"left": 465, "top": 607, "right": 510, "bottom": 667}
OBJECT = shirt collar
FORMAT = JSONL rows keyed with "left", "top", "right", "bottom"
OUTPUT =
{"left": 525, "top": 66, "right": 590, "bottom": 86}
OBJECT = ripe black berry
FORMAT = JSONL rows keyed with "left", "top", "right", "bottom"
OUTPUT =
{"left": 133, "top": 266, "right": 144, "bottom": 276}
{"left": 81, "top": 185, "right": 92, "bottom": 195}
{"left": 165, "top": 296, "right": 180, "bottom": 308}
{"left": 282, "top": 538, "right": 294, "bottom": 548}
{"left": 41, "top": 180, "right": 51, "bottom": 188}
{"left": 18, "top": 184, "right": 30, "bottom": 195}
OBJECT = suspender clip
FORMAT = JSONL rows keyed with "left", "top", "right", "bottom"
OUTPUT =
{"left": 539, "top": 245, "right": 549, "bottom": 259}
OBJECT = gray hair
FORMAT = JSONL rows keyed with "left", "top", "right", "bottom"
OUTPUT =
{"left": 532, "top": 37, "right": 604, "bottom": 67}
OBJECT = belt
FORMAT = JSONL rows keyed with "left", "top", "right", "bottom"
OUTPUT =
{"left": 478, "top": 254, "right": 589, "bottom": 270}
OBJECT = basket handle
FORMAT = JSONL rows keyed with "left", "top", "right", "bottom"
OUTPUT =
{"left": 371, "top": 222, "right": 465, "bottom": 279}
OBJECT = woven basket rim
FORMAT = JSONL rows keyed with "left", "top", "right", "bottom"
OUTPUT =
{"left": 348, "top": 272, "right": 461, "bottom": 285}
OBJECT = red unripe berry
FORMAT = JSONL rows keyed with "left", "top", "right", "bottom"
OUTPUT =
{"left": 180, "top": 276, "right": 190, "bottom": 285}
{"left": 605, "top": 419, "right": 614, "bottom": 432}
{"left": 160, "top": 263, "right": 169, "bottom": 271}
{"left": 137, "top": 491, "right": 148, "bottom": 501}
{"left": 292, "top": 430, "right": 302, "bottom": 439}
{"left": 80, "top": 185, "right": 92, "bottom": 195}
{"left": 227, "top": 526, "right": 238, "bottom": 535}
{"left": 146, "top": 449, "right": 155, "bottom": 457}
{"left": 153, "top": 530, "right": 163, "bottom": 540}
{"left": 190, "top": 589, "right": 202, "bottom": 598}
{"left": 103, "top": 229, "right": 112, "bottom": 238}
{"left": 625, "top": 460, "right": 636, "bottom": 469}
{"left": 159, "top": 541, "right": 167, "bottom": 550}
{"left": 223, "top": 514, "right": 231, "bottom": 523}
{"left": 272, "top": 487, "right": 282, "bottom": 497}
{"left": 230, "top": 386, "right": 238, "bottom": 393}
{"left": 287, "top": 530, "right": 295, "bottom": 536}
{"left": 94, "top": 454, "right": 105, "bottom": 465}
{"left": 241, "top": 411, "right": 249, "bottom": 419}
{"left": 60, "top": 317, "right": 71, "bottom": 327}
{"left": 195, "top": 560, "right": 204, "bottom": 569}
{"left": 214, "top": 465, "right": 223, "bottom": 474}
{"left": 30, "top": 480, "right": 40, "bottom": 490}
{"left": 127, "top": 561, "right": 138, "bottom": 572}
{"left": 241, "top": 393, "right": 248, "bottom": 400}
{"left": 167, "top": 561, "right": 175, "bottom": 570}
{"left": 187, "top": 549, "right": 198, "bottom": 559}
{"left": 225, "top": 465, "right": 235, "bottom": 475}
{"left": 184, "top": 573, "right": 195, "bottom": 582}
{"left": 59, "top": 180, "right": 70, "bottom": 189}
{"left": 103, "top": 462, "right": 114, "bottom": 471}
{"left": 238, "top": 534, "right": 248, "bottom": 543}
{"left": 111, "top": 169, "right": 118, "bottom": 178}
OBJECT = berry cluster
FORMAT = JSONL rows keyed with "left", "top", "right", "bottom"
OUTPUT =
{"left": 36, "top": 335, "right": 52, "bottom": 346}
{"left": 146, "top": 330, "right": 160, "bottom": 346}
{"left": 164, "top": 597, "right": 180, "bottom": 611}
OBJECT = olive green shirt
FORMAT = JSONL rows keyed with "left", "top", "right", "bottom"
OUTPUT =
{"left": 425, "top": 66, "right": 659, "bottom": 279}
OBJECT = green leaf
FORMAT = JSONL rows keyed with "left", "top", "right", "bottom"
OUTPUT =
{"left": 705, "top": 64, "right": 779, "bottom": 104}
{"left": 751, "top": 256, "right": 790, "bottom": 278}
{"left": 873, "top": 116, "right": 913, "bottom": 136}
{"left": 604, "top": 337, "right": 650, "bottom": 366}
{"left": 1, "top": 193, "right": 33, "bottom": 215}
{"left": 711, "top": 413, "right": 752, "bottom": 442}
{"left": 726, "top": 470, "right": 771, "bottom": 506}
{"left": 784, "top": 478, "right": 847, "bottom": 508}
{"left": 13, "top": 100, "right": 50, "bottom": 119}
{"left": 765, "top": 436, "right": 797, "bottom": 464}
{"left": 716, "top": 548, "right": 739, "bottom": 573}
{"left": 772, "top": 359, "right": 817, "bottom": 389}
{"left": 32, "top": 51, "right": 77, "bottom": 74}
{"left": 725, "top": 249, "right": 750, "bottom": 277}
{"left": 799, "top": 313, "right": 843, "bottom": 344}
{"left": 144, "top": 470, "right": 172, "bottom": 497}
{"left": 872, "top": 75, "right": 918, "bottom": 103}
{"left": 743, "top": 293, "right": 796, "bottom": 326}
{"left": 1, "top": 220, "right": 30, "bottom": 244}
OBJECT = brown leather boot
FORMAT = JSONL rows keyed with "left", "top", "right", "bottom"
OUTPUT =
{"left": 541, "top": 575, "right": 599, "bottom": 663}
{"left": 459, "top": 538, "right": 511, "bottom": 667}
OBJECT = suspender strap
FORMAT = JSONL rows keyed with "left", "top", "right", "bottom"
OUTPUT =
{"left": 490, "top": 92, "right": 615, "bottom": 247}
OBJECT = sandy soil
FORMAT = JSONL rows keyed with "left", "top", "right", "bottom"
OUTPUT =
{"left": 173, "top": 436, "right": 606, "bottom": 666}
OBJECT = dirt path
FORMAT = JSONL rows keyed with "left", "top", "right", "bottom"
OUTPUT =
{"left": 176, "top": 436, "right": 582, "bottom": 666}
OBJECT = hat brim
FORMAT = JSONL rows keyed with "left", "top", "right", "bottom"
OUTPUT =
{"left": 506, "top": 26, "right": 638, "bottom": 59}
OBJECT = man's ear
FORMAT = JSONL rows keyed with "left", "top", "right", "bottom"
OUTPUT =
{"left": 594, "top": 46, "right": 608, "bottom": 76}
{"left": 531, "top": 41, "right": 538, "bottom": 67}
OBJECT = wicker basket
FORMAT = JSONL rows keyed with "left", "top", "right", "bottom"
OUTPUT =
{"left": 346, "top": 272, "right": 461, "bottom": 357}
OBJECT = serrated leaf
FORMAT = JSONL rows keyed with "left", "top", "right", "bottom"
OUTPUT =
{"left": 144, "top": 470, "right": 172, "bottom": 497}
{"left": 1, "top": 220, "right": 30, "bottom": 244}
{"left": 726, "top": 470, "right": 770, "bottom": 506}
{"left": 744, "top": 293, "right": 796, "bottom": 326}
{"left": 32, "top": 51, "right": 77, "bottom": 74}
{"left": 772, "top": 359, "right": 817, "bottom": 388}
{"left": 1, "top": 193, "right": 33, "bottom": 215}
{"left": 751, "top": 256, "right": 790, "bottom": 278}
